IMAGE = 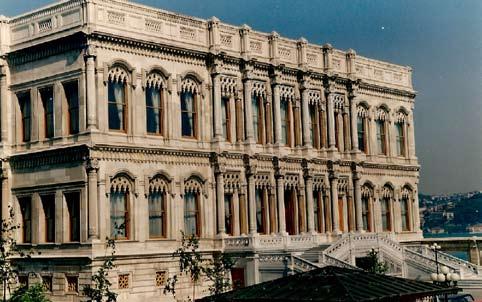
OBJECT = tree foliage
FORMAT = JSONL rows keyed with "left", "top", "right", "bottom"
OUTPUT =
{"left": 9, "top": 284, "right": 50, "bottom": 302}
{"left": 365, "top": 249, "right": 388, "bottom": 275}
{"left": 0, "top": 206, "right": 34, "bottom": 302}
{"left": 82, "top": 238, "right": 118, "bottom": 302}
{"left": 164, "top": 232, "right": 236, "bottom": 301}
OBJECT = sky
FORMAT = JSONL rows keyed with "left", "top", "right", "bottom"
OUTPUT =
{"left": 1, "top": 0, "right": 481, "bottom": 195}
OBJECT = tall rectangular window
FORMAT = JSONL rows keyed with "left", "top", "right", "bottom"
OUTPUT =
{"left": 40, "top": 87, "right": 54, "bottom": 139}
{"left": 63, "top": 81, "right": 79, "bottom": 135}
{"left": 252, "top": 96, "right": 260, "bottom": 143}
{"left": 280, "top": 101, "right": 289, "bottom": 145}
{"left": 255, "top": 189, "right": 266, "bottom": 234}
{"left": 381, "top": 198, "right": 391, "bottom": 232}
{"left": 361, "top": 196, "right": 370, "bottom": 231}
{"left": 181, "top": 91, "right": 196, "bottom": 138}
{"left": 184, "top": 192, "right": 200, "bottom": 236}
{"left": 19, "top": 197, "right": 31, "bottom": 243}
{"left": 108, "top": 81, "right": 126, "bottom": 131}
{"left": 376, "top": 120, "right": 386, "bottom": 155}
{"left": 65, "top": 192, "right": 80, "bottom": 242}
{"left": 224, "top": 194, "right": 233, "bottom": 235}
{"left": 221, "top": 97, "right": 231, "bottom": 142}
{"left": 41, "top": 194, "right": 55, "bottom": 243}
{"left": 401, "top": 197, "right": 410, "bottom": 231}
{"left": 18, "top": 93, "right": 31, "bottom": 142}
{"left": 309, "top": 104, "right": 319, "bottom": 148}
{"left": 148, "top": 191, "right": 166, "bottom": 238}
{"left": 313, "top": 190, "right": 324, "bottom": 232}
{"left": 110, "top": 191, "right": 129, "bottom": 239}
{"left": 357, "top": 116, "right": 366, "bottom": 153}
{"left": 396, "top": 122, "right": 405, "bottom": 157}
{"left": 146, "top": 86, "right": 162, "bottom": 135}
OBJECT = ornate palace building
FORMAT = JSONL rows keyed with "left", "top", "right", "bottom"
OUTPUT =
{"left": 1, "top": 0, "right": 481, "bottom": 301}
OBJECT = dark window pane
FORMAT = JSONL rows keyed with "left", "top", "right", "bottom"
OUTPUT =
{"left": 181, "top": 91, "right": 195, "bottom": 137}
{"left": 65, "top": 192, "right": 80, "bottom": 242}
{"left": 18, "top": 93, "right": 31, "bottom": 142}
{"left": 19, "top": 197, "right": 31, "bottom": 243}
{"left": 110, "top": 191, "right": 128, "bottom": 238}
{"left": 108, "top": 81, "right": 126, "bottom": 131}
{"left": 41, "top": 194, "right": 55, "bottom": 243}
{"left": 149, "top": 191, "right": 165, "bottom": 238}
{"left": 146, "top": 86, "right": 162, "bottom": 134}
{"left": 64, "top": 82, "right": 79, "bottom": 135}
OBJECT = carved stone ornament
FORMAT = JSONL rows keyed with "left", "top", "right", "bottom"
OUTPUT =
{"left": 85, "top": 158, "right": 100, "bottom": 172}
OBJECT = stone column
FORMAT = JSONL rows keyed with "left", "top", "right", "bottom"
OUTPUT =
{"left": 243, "top": 79, "right": 254, "bottom": 142}
{"left": 353, "top": 173, "right": 363, "bottom": 232}
{"left": 330, "top": 173, "right": 340, "bottom": 233}
{"left": 233, "top": 190, "right": 240, "bottom": 236}
{"left": 301, "top": 88, "right": 311, "bottom": 148}
{"left": 0, "top": 65, "right": 8, "bottom": 142}
{"left": 408, "top": 112, "right": 416, "bottom": 158}
{"left": 247, "top": 172, "right": 256, "bottom": 234}
{"left": 215, "top": 171, "right": 225, "bottom": 235}
{"left": 276, "top": 175, "right": 286, "bottom": 235}
{"left": 235, "top": 96, "right": 244, "bottom": 142}
{"left": 337, "top": 113, "right": 344, "bottom": 152}
{"left": 273, "top": 84, "right": 281, "bottom": 145}
{"left": 412, "top": 190, "right": 421, "bottom": 231}
{"left": 305, "top": 175, "right": 315, "bottom": 233}
{"left": 85, "top": 46, "right": 97, "bottom": 130}
{"left": 212, "top": 73, "right": 222, "bottom": 140}
{"left": 1, "top": 171, "right": 9, "bottom": 227}
{"left": 55, "top": 190, "right": 63, "bottom": 244}
{"left": 326, "top": 93, "right": 336, "bottom": 150}
{"left": 350, "top": 93, "right": 359, "bottom": 152}
{"left": 86, "top": 158, "right": 99, "bottom": 240}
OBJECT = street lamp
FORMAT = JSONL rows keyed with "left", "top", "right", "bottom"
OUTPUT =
{"left": 430, "top": 243, "right": 442, "bottom": 274}
{"left": 431, "top": 266, "right": 461, "bottom": 302}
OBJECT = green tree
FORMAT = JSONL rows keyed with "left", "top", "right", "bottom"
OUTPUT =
{"left": 0, "top": 206, "right": 34, "bottom": 302}
{"left": 9, "top": 283, "right": 50, "bottom": 302}
{"left": 164, "top": 232, "right": 236, "bottom": 301}
{"left": 365, "top": 249, "right": 388, "bottom": 274}
{"left": 82, "top": 238, "right": 118, "bottom": 302}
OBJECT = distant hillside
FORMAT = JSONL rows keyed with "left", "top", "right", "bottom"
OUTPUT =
{"left": 452, "top": 193, "right": 482, "bottom": 226}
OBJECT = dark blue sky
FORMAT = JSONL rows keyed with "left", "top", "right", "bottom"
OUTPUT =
{"left": 1, "top": 0, "right": 481, "bottom": 194}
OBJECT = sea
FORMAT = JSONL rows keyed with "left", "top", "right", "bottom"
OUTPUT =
{"left": 422, "top": 232, "right": 482, "bottom": 261}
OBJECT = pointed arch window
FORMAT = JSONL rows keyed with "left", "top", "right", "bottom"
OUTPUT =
{"left": 110, "top": 175, "right": 132, "bottom": 239}
{"left": 108, "top": 67, "right": 128, "bottom": 132}
{"left": 401, "top": 186, "right": 413, "bottom": 232}
{"left": 381, "top": 197, "right": 391, "bottom": 232}
{"left": 376, "top": 120, "right": 387, "bottom": 155}
{"left": 313, "top": 188, "right": 325, "bottom": 232}
{"left": 357, "top": 104, "right": 369, "bottom": 154}
{"left": 181, "top": 78, "right": 199, "bottom": 139}
{"left": 280, "top": 100, "right": 289, "bottom": 146}
{"left": 146, "top": 85, "right": 163, "bottom": 135}
{"left": 395, "top": 122, "right": 406, "bottom": 157}
{"left": 148, "top": 176, "right": 168, "bottom": 238}
{"left": 184, "top": 177, "right": 203, "bottom": 237}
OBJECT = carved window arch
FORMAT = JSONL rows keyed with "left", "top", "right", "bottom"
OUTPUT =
{"left": 279, "top": 85, "right": 296, "bottom": 147}
{"left": 146, "top": 72, "right": 167, "bottom": 136}
{"left": 220, "top": 76, "right": 238, "bottom": 143}
{"left": 361, "top": 183, "right": 374, "bottom": 232}
{"left": 180, "top": 77, "right": 201, "bottom": 139}
{"left": 148, "top": 175, "right": 170, "bottom": 238}
{"left": 380, "top": 184, "right": 394, "bottom": 232}
{"left": 357, "top": 104, "right": 370, "bottom": 154}
{"left": 375, "top": 106, "right": 390, "bottom": 155}
{"left": 284, "top": 173, "right": 302, "bottom": 235}
{"left": 183, "top": 176, "right": 203, "bottom": 237}
{"left": 400, "top": 185, "right": 413, "bottom": 232}
{"left": 253, "top": 173, "right": 274, "bottom": 234}
{"left": 110, "top": 174, "right": 133, "bottom": 239}
{"left": 332, "top": 94, "right": 348, "bottom": 151}
{"left": 108, "top": 65, "right": 130, "bottom": 132}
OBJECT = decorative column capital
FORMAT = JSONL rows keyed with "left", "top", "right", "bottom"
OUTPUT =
{"left": 84, "top": 44, "right": 97, "bottom": 59}
{"left": 348, "top": 79, "right": 362, "bottom": 99}
{"left": 243, "top": 154, "right": 257, "bottom": 176}
{"left": 85, "top": 157, "right": 99, "bottom": 172}
{"left": 211, "top": 152, "right": 227, "bottom": 175}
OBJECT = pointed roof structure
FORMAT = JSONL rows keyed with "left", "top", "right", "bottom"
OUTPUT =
{"left": 198, "top": 266, "right": 459, "bottom": 302}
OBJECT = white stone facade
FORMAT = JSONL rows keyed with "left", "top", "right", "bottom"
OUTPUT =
{"left": 0, "top": 0, "right": 422, "bottom": 301}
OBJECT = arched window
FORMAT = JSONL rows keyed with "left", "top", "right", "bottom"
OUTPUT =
{"left": 361, "top": 184, "right": 374, "bottom": 232}
{"left": 380, "top": 185, "right": 393, "bottom": 232}
{"left": 255, "top": 189, "right": 266, "bottom": 234}
{"left": 375, "top": 107, "right": 389, "bottom": 155}
{"left": 401, "top": 186, "right": 413, "bottom": 232}
{"left": 108, "top": 66, "right": 129, "bottom": 132}
{"left": 252, "top": 95, "right": 261, "bottom": 143}
{"left": 312, "top": 182, "right": 326, "bottom": 233}
{"left": 333, "top": 94, "right": 346, "bottom": 152}
{"left": 357, "top": 105, "right": 369, "bottom": 154}
{"left": 110, "top": 175, "right": 132, "bottom": 239}
{"left": 180, "top": 77, "right": 199, "bottom": 138}
{"left": 146, "top": 72, "right": 165, "bottom": 136}
{"left": 148, "top": 176, "right": 169, "bottom": 238}
{"left": 184, "top": 176, "right": 203, "bottom": 237}
{"left": 280, "top": 99, "right": 291, "bottom": 146}
{"left": 395, "top": 110, "right": 408, "bottom": 157}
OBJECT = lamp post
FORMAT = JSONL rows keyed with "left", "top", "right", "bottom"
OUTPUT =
{"left": 431, "top": 265, "right": 461, "bottom": 302}
{"left": 430, "top": 243, "right": 441, "bottom": 274}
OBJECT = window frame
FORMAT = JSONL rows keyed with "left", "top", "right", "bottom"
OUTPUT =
{"left": 40, "top": 194, "right": 56, "bottom": 243}
{"left": 181, "top": 90, "right": 198, "bottom": 139}
{"left": 148, "top": 190, "right": 167, "bottom": 239}
{"left": 184, "top": 191, "right": 201, "bottom": 237}
{"left": 376, "top": 119, "right": 387, "bottom": 155}
{"left": 65, "top": 191, "right": 80, "bottom": 242}
{"left": 39, "top": 86, "right": 55, "bottom": 139}
{"left": 395, "top": 122, "right": 406, "bottom": 157}
{"left": 110, "top": 190, "right": 130, "bottom": 240}
{"left": 63, "top": 81, "right": 80, "bottom": 135}
{"left": 17, "top": 92, "right": 31, "bottom": 143}
{"left": 221, "top": 96, "right": 231, "bottom": 142}
{"left": 146, "top": 85, "right": 163, "bottom": 136}
{"left": 18, "top": 196, "right": 32, "bottom": 243}
{"left": 108, "top": 80, "right": 128, "bottom": 132}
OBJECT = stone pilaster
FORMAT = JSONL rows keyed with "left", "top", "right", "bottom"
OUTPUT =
{"left": 349, "top": 82, "right": 359, "bottom": 152}
{"left": 305, "top": 173, "right": 315, "bottom": 233}
{"left": 85, "top": 45, "right": 97, "bottom": 130}
{"left": 301, "top": 86, "right": 311, "bottom": 148}
{"left": 212, "top": 72, "right": 222, "bottom": 140}
{"left": 215, "top": 169, "right": 226, "bottom": 235}
{"left": 272, "top": 78, "right": 281, "bottom": 146}
{"left": 325, "top": 82, "right": 336, "bottom": 151}
{"left": 353, "top": 172, "right": 363, "bottom": 232}
{"left": 329, "top": 171, "right": 340, "bottom": 233}
{"left": 86, "top": 158, "right": 99, "bottom": 240}
{"left": 242, "top": 69, "right": 254, "bottom": 143}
